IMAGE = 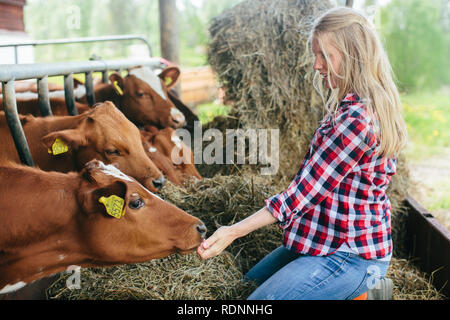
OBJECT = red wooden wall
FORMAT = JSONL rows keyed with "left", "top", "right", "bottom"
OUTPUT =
{"left": 0, "top": 0, "right": 26, "bottom": 32}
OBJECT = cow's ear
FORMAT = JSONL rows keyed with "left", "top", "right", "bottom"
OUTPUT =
{"left": 79, "top": 180, "right": 128, "bottom": 218}
{"left": 158, "top": 66, "right": 180, "bottom": 89}
{"left": 109, "top": 73, "right": 125, "bottom": 96}
{"left": 42, "top": 129, "right": 87, "bottom": 154}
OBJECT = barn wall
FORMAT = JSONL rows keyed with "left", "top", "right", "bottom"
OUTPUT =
{"left": 0, "top": 1, "right": 26, "bottom": 32}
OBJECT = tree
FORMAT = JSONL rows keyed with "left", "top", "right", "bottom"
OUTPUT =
{"left": 378, "top": 0, "right": 449, "bottom": 92}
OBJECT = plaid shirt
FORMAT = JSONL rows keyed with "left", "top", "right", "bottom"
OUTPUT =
{"left": 265, "top": 93, "right": 394, "bottom": 260}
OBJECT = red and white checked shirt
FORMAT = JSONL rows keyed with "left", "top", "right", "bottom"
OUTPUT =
{"left": 265, "top": 93, "right": 395, "bottom": 260}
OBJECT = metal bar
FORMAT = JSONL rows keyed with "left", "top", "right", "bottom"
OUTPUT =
{"left": 0, "top": 35, "right": 153, "bottom": 57}
{"left": 37, "top": 76, "right": 53, "bottom": 117}
{"left": 0, "top": 58, "right": 161, "bottom": 82}
{"left": 85, "top": 71, "right": 96, "bottom": 107}
{"left": 14, "top": 46, "right": 18, "bottom": 64}
{"left": 64, "top": 73, "right": 78, "bottom": 116}
{"left": 101, "top": 70, "right": 108, "bottom": 84}
{"left": 2, "top": 81, "right": 35, "bottom": 167}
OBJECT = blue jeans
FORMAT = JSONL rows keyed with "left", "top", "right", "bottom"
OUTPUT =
{"left": 244, "top": 246, "right": 390, "bottom": 300}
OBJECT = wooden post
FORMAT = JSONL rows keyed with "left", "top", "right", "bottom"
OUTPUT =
{"left": 346, "top": 0, "right": 354, "bottom": 7}
{"left": 159, "top": 0, "right": 180, "bottom": 94}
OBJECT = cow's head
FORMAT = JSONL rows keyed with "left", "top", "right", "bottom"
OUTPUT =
{"left": 109, "top": 66, "right": 186, "bottom": 129}
{"left": 144, "top": 126, "right": 202, "bottom": 184}
{"left": 77, "top": 160, "right": 206, "bottom": 262}
{"left": 41, "top": 101, "right": 166, "bottom": 192}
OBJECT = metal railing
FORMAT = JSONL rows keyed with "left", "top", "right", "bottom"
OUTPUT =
{"left": 0, "top": 58, "right": 162, "bottom": 167}
{"left": 0, "top": 35, "right": 153, "bottom": 64}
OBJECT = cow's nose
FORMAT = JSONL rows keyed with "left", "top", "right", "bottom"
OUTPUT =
{"left": 152, "top": 176, "right": 166, "bottom": 190}
{"left": 170, "top": 108, "right": 186, "bottom": 126}
{"left": 196, "top": 223, "right": 207, "bottom": 239}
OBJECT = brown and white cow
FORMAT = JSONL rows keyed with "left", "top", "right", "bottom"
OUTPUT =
{"left": 0, "top": 101, "right": 165, "bottom": 192}
{"left": 78, "top": 66, "right": 187, "bottom": 129}
{"left": 141, "top": 125, "right": 202, "bottom": 185}
{"left": 0, "top": 159, "right": 206, "bottom": 294}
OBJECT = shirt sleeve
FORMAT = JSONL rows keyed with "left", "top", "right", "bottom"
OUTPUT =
{"left": 265, "top": 115, "right": 376, "bottom": 229}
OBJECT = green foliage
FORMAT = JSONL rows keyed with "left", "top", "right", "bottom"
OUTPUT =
{"left": 24, "top": 0, "right": 242, "bottom": 66}
{"left": 378, "top": 0, "right": 450, "bottom": 92}
{"left": 196, "top": 101, "right": 230, "bottom": 124}
{"left": 401, "top": 88, "right": 450, "bottom": 160}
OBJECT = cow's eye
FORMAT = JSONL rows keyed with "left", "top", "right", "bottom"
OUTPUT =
{"left": 105, "top": 149, "right": 120, "bottom": 156}
{"left": 136, "top": 91, "right": 144, "bottom": 97}
{"left": 129, "top": 198, "right": 145, "bottom": 210}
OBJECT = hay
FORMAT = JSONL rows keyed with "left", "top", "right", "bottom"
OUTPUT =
{"left": 47, "top": 253, "right": 256, "bottom": 300}
{"left": 388, "top": 258, "right": 446, "bottom": 300}
{"left": 160, "top": 175, "right": 283, "bottom": 273}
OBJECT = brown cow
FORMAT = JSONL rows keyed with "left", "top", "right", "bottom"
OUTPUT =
{"left": 0, "top": 101, "right": 165, "bottom": 192}
{"left": 141, "top": 125, "right": 202, "bottom": 185}
{"left": 78, "top": 66, "right": 186, "bottom": 129}
{"left": 0, "top": 159, "right": 206, "bottom": 294}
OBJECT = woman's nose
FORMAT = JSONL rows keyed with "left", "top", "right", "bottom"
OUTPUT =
{"left": 313, "top": 57, "right": 322, "bottom": 71}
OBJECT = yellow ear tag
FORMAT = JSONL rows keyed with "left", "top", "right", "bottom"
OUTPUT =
{"left": 113, "top": 80, "right": 124, "bottom": 96}
{"left": 164, "top": 77, "right": 173, "bottom": 86}
{"left": 98, "top": 195, "right": 125, "bottom": 219}
{"left": 48, "top": 138, "right": 68, "bottom": 155}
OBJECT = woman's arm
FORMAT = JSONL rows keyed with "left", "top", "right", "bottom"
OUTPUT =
{"left": 197, "top": 207, "right": 277, "bottom": 260}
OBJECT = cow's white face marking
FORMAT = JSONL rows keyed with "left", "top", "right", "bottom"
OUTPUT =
{"left": 129, "top": 67, "right": 167, "bottom": 101}
{"left": 96, "top": 161, "right": 133, "bottom": 182}
{"left": 0, "top": 281, "right": 27, "bottom": 294}
{"left": 95, "top": 161, "right": 163, "bottom": 201}
{"left": 170, "top": 107, "right": 185, "bottom": 123}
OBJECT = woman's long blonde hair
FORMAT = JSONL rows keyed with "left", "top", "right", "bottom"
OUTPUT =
{"left": 309, "top": 7, "right": 407, "bottom": 157}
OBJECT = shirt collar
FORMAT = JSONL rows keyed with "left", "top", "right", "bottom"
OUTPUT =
{"left": 340, "top": 93, "right": 360, "bottom": 104}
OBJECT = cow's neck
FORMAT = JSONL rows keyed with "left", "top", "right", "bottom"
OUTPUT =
{"left": 0, "top": 168, "right": 87, "bottom": 290}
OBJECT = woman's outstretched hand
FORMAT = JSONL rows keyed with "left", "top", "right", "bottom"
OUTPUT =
{"left": 197, "top": 207, "right": 278, "bottom": 260}
{"left": 196, "top": 226, "right": 238, "bottom": 260}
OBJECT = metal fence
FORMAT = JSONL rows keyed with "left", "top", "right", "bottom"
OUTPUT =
{"left": 0, "top": 57, "right": 162, "bottom": 167}
{"left": 0, "top": 35, "right": 153, "bottom": 64}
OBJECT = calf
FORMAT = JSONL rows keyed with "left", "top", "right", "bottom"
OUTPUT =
{"left": 141, "top": 126, "right": 202, "bottom": 185}
{"left": 78, "top": 66, "right": 186, "bottom": 129}
{"left": 0, "top": 101, "right": 165, "bottom": 192}
{"left": 0, "top": 159, "right": 206, "bottom": 293}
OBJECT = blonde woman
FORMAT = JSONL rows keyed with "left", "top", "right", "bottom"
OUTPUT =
{"left": 197, "top": 7, "right": 407, "bottom": 300}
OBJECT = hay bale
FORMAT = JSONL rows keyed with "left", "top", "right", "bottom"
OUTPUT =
{"left": 207, "top": 0, "right": 332, "bottom": 180}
